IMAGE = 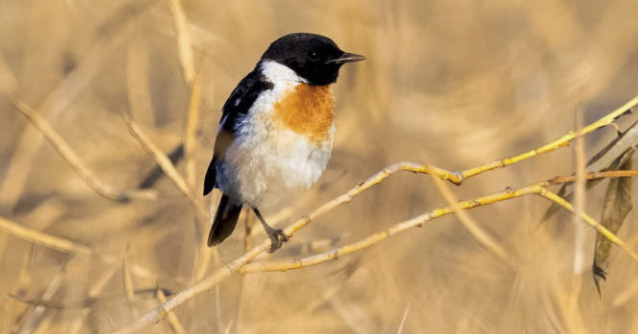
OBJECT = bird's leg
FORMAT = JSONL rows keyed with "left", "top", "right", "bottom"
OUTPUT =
{"left": 252, "top": 208, "right": 289, "bottom": 253}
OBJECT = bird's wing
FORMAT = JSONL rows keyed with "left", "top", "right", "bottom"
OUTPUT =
{"left": 203, "top": 69, "right": 273, "bottom": 196}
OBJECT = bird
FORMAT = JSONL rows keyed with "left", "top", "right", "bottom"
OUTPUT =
{"left": 203, "top": 33, "right": 365, "bottom": 252}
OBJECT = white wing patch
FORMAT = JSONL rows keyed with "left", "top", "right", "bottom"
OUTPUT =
{"left": 218, "top": 114, "right": 229, "bottom": 131}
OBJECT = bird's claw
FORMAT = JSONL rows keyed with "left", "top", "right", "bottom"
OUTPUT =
{"left": 267, "top": 229, "right": 289, "bottom": 253}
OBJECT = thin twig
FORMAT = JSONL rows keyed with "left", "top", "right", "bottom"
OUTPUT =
{"left": 0, "top": 215, "right": 180, "bottom": 286}
{"left": 183, "top": 75, "right": 201, "bottom": 188}
{"left": 9, "top": 98, "right": 156, "bottom": 203}
{"left": 193, "top": 193, "right": 223, "bottom": 283}
{"left": 0, "top": 216, "right": 90, "bottom": 255}
{"left": 430, "top": 175, "right": 516, "bottom": 269}
{"left": 458, "top": 95, "right": 638, "bottom": 182}
{"left": 397, "top": 303, "right": 411, "bottom": 334}
{"left": 156, "top": 288, "right": 187, "bottom": 334}
{"left": 167, "top": 0, "right": 195, "bottom": 84}
{"left": 120, "top": 110, "right": 208, "bottom": 218}
{"left": 17, "top": 262, "right": 67, "bottom": 334}
{"left": 181, "top": 76, "right": 208, "bottom": 283}
{"left": 546, "top": 170, "right": 638, "bottom": 185}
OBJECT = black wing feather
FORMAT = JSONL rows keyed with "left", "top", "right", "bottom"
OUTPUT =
{"left": 208, "top": 194, "right": 243, "bottom": 246}
{"left": 203, "top": 67, "right": 273, "bottom": 196}
{"left": 203, "top": 157, "right": 217, "bottom": 196}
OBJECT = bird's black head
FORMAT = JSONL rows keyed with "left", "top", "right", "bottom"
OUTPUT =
{"left": 261, "top": 33, "right": 365, "bottom": 86}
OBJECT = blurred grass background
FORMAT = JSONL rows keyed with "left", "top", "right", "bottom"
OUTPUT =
{"left": 1, "top": 0, "right": 638, "bottom": 333}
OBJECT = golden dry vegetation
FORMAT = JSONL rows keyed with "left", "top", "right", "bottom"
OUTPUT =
{"left": 2, "top": 0, "right": 638, "bottom": 333}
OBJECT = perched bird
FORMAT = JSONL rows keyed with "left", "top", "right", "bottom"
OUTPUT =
{"left": 203, "top": 33, "right": 365, "bottom": 252}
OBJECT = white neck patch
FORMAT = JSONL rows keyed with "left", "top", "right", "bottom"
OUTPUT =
{"left": 260, "top": 60, "right": 307, "bottom": 84}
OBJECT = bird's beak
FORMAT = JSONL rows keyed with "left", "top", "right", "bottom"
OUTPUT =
{"left": 327, "top": 52, "right": 366, "bottom": 64}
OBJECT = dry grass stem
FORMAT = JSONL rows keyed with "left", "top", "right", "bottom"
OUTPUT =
{"left": 184, "top": 76, "right": 202, "bottom": 188}
{"left": 1, "top": 215, "right": 178, "bottom": 285}
{"left": 9, "top": 98, "right": 156, "bottom": 202}
{"left": 430, "top": 175, "right": 516, "bottom": 269}
{"left": 0, "top": 216, "right": 90, "bottom": 255}
{"left": 18, "top": 266, "right": 66, "bottom": 334}
{"left": 156, "top": 288, "right": 187, "bottom": 334}
{"left": 167, "top": 0, "right": 195, "bottom": 84}
{"left": 120, "top": 110, "right": 208, "bottom": 218}
{"left": 567, "top": 111, "right": 587, "bottom": 332}
{"left": 396, "top": 303, "right": 411, "bottom": 334}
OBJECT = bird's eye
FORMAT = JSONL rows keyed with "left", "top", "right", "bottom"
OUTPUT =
{"left": 308, "top": 51, "right": 320, "bottom": 61}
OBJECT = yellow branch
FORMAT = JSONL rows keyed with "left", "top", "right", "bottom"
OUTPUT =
{"left": 240, "top": 186, "right": 638, "bottom": 274}
{"left": 240, "top": 185, "right": 539, "bottom": 273}
{"left": 539, "top": 190, "right": 638, "bottom": 262}
{"left": 429, "top": 174, "right": 515, "bottom": 269}
{"left": 459, "top": 95, "right": 638, "bottom": 181}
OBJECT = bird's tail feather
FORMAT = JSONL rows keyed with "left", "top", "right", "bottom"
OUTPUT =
{"left": 208, "top": 194, "right": 242, "bottom": 247}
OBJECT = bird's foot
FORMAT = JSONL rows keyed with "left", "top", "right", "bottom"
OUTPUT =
{"left": 267, "top": 229, "right": 289, "bottom": 253}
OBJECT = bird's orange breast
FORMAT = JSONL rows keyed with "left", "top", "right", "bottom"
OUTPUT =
{"left": 272, "top": 84, "right": 335, "bottom": 143}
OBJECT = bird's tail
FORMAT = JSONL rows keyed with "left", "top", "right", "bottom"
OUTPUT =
{"left": 208, "top": 194, "right": 242, "bottom": 247}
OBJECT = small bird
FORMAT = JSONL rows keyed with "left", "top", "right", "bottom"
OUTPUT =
{"left": 203, "top": 33, "right": 365, "bottom": 252}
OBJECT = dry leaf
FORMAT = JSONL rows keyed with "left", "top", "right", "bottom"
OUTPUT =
{"left": 593, "top": 153, "right": 634, "bottom": 294}
{"left": 542, "top": 118, "right": 638, "bottom": 221}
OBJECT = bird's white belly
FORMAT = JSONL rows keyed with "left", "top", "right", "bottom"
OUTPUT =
{"left": 218, "top": 124, "right": 334, "bottom": 208}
